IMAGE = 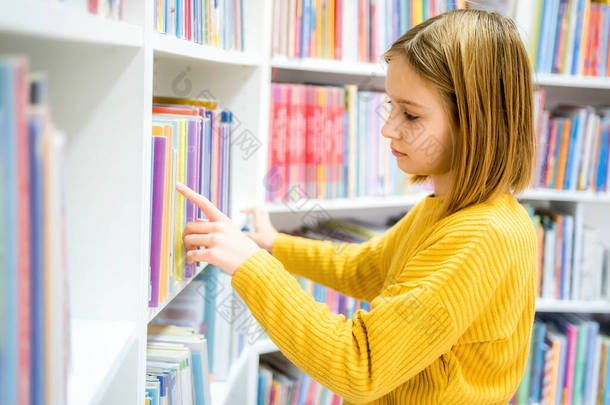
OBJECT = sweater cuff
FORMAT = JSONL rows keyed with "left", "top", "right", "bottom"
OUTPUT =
{"left": 231, "top": 248, "right": 283, "bottom": 295}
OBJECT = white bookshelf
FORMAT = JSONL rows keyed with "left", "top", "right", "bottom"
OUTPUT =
{"left": 2, "top": 0, "right": 609, "bottom": 404}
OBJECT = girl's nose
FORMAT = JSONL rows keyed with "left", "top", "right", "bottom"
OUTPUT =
{"left": 381, "top": 120, "right": 401, "bottom": 140}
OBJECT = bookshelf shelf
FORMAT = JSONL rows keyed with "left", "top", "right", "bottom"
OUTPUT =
{"left": 265, "top": 189, "right": 610, "bottom": 213}
{"left": 68, "top": 320, "right": 136, "bottom": 405}
{"left": 535, "top": 299, "right": 610, "bottom": 314}
{"left": 271, "top": 56, "right": 610, "bottom": 91}
{"left": 153, "top": 34, "right": 262, "bottom": 66}
{"left": 271, "top": 56, "right": 386, "bottom": 76}
{"left": 533, "top": 73, "right": 610, "bottom": 90}
{"left": 0, "top": 1, "right": 143, "bottom": 47}
{"left": 147, "top": 262, "right": 209, "bottom": 323}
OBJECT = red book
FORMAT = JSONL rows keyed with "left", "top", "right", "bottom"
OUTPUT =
{"left": 286, "top": 84, "right": 295, "bottom": 200}
{"left": 152, "top": 105, "right": 198, "bottom": 116}
{"left": 16, "top": 57, "right": 31, "bottom": 405}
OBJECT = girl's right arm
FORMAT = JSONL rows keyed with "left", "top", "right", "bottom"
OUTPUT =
{"left": 243, "top": 207, "right": 401, "bottom": 302}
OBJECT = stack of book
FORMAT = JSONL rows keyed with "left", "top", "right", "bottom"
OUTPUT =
{"left": 509, "top": 315, "right": 610, "bottom": 405}
{"left": 271, "top": 0, "right": 466, "bottom": 62}
{"left": 532, "top": 90, "right": 610, "bottom": 192}
{"left": 149, "top": 97, "right": 231, "bottom": 308}
{"left": 145, "top": 323, "right": 212, "bottom": 405}
{"left": 268, "top": 83, "right": 432, "bottom": 202}
{"left": 0, "top": 57, "right": 70, "bottom": 405}
{"left": 154, "top": 0, "right": 244, "bottom": 50}
{"left": 514, "top": 0, "right": 610, "bottom": 77}
{"left": 151, "top": 270, "right": 247, "bottom": 382}
{"left": 524, "top": 204, "right": 610, "bottom": 302}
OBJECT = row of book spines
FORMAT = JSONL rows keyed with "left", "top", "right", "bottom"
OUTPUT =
{"left": 531, "top": 0, "right": 610, "bottom": 77}
{"left": 526, "top": 205, "right": 610, "bottom": 303}
{"left": 511, "top": 318, "right": 610, "bottom": 405}
{"left": 531, "top": 97, "right": 610, "bottom": 192}
{"left": 268, "top": 84, "right": 405, "bottom": 202}
{"left": 149, "top": 103, "right": 231, "bottom": 307}
{"left": 273, "top": 0, "right": 462, "bottom": 62}
{"left": 258, "top": 364, "right": 342, "bottom": 405}
{"left": 154, "top": 0, "right": 243, "bottom": 50}
{"left": 1, "top": 57, "right": 70, "bottom": 405}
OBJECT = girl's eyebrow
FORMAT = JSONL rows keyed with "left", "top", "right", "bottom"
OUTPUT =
{"left": 386, "top": 92, "right": 426, "bottom": 109}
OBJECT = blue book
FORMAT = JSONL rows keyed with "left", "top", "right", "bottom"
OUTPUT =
{"left": 28, "top": 112, "right": 45, "bottom": 405}
{"left": 564, "top": 114, "right": 580, "bottom": 190}
{"left": 571, "top": 0, "right": 587, "bottom": 74}
{"left": 536, "top": 0, "right": 552, "bottom": 72}
{"left": 0, "top": 57, "right": 19, "bottom": 405}
{"left": 597, "top": 124, "right": 608, "bottom": 191}
{"left": 583, "top": 322, "right": 600, "bottom": 405}
{"left": 599, "top": 4, "right": 610, "bottom": 77}
{"left": 399, "top": 0, "right": 408, "bottom": 36}
{"left": 200, "top": 266, "right": 219, "bottom": 372}
{"left": 531, "top": 322, "right": 548, "bottom": 402}
{"left": 545, "top": 0, "right": 562, "bottom": 73}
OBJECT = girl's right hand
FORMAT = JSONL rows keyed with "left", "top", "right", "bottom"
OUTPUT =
{"left": 240, "top": 207, "right": 279, "bottom": 252}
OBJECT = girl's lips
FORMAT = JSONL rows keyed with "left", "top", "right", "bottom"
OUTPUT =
{"left": 391, "top": 147, "right": 407, "bottom": 157}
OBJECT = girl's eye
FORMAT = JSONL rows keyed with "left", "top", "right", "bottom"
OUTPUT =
{"left": 403, "top": 112, "right": 418, "bottom": 121}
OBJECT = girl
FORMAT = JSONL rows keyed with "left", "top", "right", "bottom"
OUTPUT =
{"left": 176, "top": 8, "right": 537, "bottom": 405}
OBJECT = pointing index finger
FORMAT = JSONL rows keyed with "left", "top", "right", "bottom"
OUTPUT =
{"left": 175, "top": 182, "right": 224, "bottom": 221}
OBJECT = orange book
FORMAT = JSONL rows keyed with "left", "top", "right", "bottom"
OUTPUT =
{"left": 555, "top": 118, "right": 572, "bottom": 189}
{"left": 578, "top": 0, "right": 592, "bottom": 75}
{"left": 328, "top": 0, "right": 335, "bottom": 60}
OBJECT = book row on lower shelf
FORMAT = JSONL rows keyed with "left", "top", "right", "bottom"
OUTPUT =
{"left": 533, "top": 90, "right": 610, "bottom": 192}
{"left": 149, "top": 96, "right": 232, "bottom": 308}
{"left": 258, "top": 362, "right": 343, "bottom": 405}
{"left": 154, "top": 0, "right": 244, "bottom": 51}
{"left": 523, "top": 204, "right": 610, "bottom": 302}
{"left": 146, "top": 323, "right": 212, "bottom": 405}
{"left": 508, "top": 315, "right": 610, "bottom": 405}
{"left": 267, "top": 82, "right": 432, "bottom": 202}
{"left": 0, "top": 58, "right": 70, "bottom": 405}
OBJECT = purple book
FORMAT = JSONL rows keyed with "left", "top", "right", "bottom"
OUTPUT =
{"left": 149, "top": 136, "right": 167, "bottom": 307}
{"left": 185, "top": 119, "right": 198, "bottom": 277}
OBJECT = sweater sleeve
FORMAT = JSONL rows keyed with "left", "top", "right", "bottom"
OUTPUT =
{"left": 270, "top": 233, "right": 386, "bottom": 302}
{"left": 231, "top": 223, "right": 514, "bottom": 404}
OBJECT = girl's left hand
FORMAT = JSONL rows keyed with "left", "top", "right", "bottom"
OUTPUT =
{"left": 176, "top": 182, "right": 261, "bottom": 276}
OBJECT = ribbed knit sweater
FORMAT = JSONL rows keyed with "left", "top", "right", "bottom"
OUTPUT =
{"left": 231, "top": 193, "right": 537, "bottom": 405}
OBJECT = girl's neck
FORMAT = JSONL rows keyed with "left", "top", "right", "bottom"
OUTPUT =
{"left": 431, "top": 171, "right": 452, "bottom": 197}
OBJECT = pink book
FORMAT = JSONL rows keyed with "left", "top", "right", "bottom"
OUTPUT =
{"left": 296, "top": 85, "right": 307, "bottom": 193}
{"left": 563, "top": 322, "right": 579, "bottom": 405}
{"left": 16, "top": 56, "right": 31, "bottom": 405}
{"left": 149, "top": 136, "right": 168, "bottom": 307}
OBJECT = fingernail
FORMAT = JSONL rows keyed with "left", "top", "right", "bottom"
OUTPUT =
{"left": 176, "top": 182, "right": 185, "bottom": 189}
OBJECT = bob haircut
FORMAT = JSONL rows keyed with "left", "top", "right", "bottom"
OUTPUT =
{"left": 383, "top": 8, "right": 535, "bottom": 219}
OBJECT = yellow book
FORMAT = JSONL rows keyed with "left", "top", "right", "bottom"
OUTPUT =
{"left": 328, "top": 0, "right": 335, "bottom": 60}
{"left": 153, "top": 96, "right": 217, "bottom": 110}
{"left": 161, "top": 124, "right": 173, "bottom": 299}
{"left": 413, "top": 0, "right": 423, "bottom": 26}
{"left": 316, "top": 0, "right": 322, "bottom": 58}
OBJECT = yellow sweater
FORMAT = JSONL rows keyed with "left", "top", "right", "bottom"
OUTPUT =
{"left": 231, "top": 193, "right": 537, "bottom": 405}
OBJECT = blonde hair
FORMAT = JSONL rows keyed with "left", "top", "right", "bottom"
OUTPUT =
{"left": 383, "top": 8, "right": 534, "bottom": 219}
